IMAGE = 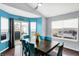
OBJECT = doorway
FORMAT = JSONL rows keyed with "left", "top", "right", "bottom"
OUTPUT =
{"left": 14, "top": 20, "right": 30, "bottom": 46}
{"left": 14, "top": 20, "right": 21, "bottom": 46}
{"left": 14, "top": 20, "right": 37, "bottom": 46}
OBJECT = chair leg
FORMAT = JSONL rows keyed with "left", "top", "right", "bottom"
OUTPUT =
{"left": 22, "top": 47, "right": 24, "bottom": 56}
{"left": 22, "top": 50, "right": 23, "bottom": 56}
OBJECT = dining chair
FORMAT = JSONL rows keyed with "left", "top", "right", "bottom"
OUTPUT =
{"left": 44, "top": 36, "right": 52, "bottom": 41}
{"left": 20, "top": 40, "right": 29, "bottom": 56}
{"left": 21, "top": 33, "right": 30, "bottom": 39}
{"left": 27, "top": 43, "right": 35, "bottom": 56}
{"left": 24, "top": 42, "right": 30, "bottom": 56}
{"left": 20, "top": 40, "right": 25, "bottom": 55}
{"left": 21, "top": 40, "right": 41, "bottom": 56}
{"left": 47, "top": 42, "right": 64, "bottom": 56}
{"left": 57, "top": 42, "right": 64, "bottom": 56}
{"left": 40, "top": 36, "right": 45, "bottom": 40}
{"left": 25, "top": 42, "right": 40, "bottom": 56}
{"left": 23, "top": 35, "right": 30, "bottom": 39}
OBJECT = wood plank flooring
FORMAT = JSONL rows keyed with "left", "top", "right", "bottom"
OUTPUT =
{"left": 1, "top": 40, "right": 79, "bottom": 56}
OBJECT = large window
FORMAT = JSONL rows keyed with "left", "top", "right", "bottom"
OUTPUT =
{"left": 52, "top": 18, "right": 78, "bottom": 41}
{"left": 21, "top": 22, "right": 29, "bottom": 35}
{"left": 1, "top": 17, "right": 9, "bottom": 41}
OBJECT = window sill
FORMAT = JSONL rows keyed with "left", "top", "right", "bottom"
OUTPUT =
{"left": 1, "top": 39, "right": 9, "bottom": 43}
{"left": 53, "top": 37, "right": 78, "bottom": 42}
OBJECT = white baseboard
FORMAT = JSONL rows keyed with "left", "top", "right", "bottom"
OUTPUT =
{"left": 0, "top": 47, "right": 9, "bottom": 53}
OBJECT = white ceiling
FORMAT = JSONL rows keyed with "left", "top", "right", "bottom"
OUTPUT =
{"left": 3, "top": 3, "right": 79, "bottom": 17}
{"left": 0, "top": 4, "right": 41, "bottom": 18}
{"left": 28, "top": 3, "right": 79, "bottom": 17}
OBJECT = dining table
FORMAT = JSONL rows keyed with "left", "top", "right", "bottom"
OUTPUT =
{"left": 30, "top": 39, "right": 59, "bottom": 55}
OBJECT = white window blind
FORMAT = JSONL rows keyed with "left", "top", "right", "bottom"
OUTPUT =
{"left": 1, "top": 17, "right": 9, "bottom": 33}
{"left": 52, "top": 18, "right": 78, "bottom": 29}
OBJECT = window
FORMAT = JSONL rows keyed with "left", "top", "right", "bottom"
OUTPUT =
{"left": 1, "top": 17, "right": 9, "bottom": 41}
{"left": 21, "top": 22, "right": 29, "bottom": 35}
{"left": 52, "top": 18, "right": 78, "bottom": 41}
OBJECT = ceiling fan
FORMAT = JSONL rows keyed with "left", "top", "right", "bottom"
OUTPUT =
{"left": 34, "top": 3, "right": 42, "bottom": 9}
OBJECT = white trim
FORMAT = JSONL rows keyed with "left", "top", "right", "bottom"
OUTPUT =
{"left": 53, "top": 37, "right": 78, "bottom": 42}
{"left": 0, "top": 47, "right": 9, "bottom": 53}
{"left": 1, "top": 39, "right": 9, "bottom": 43}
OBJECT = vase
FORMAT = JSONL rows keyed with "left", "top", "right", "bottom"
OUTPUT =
{"left": 36, "top": 36, "right": 39, "bottom": 47}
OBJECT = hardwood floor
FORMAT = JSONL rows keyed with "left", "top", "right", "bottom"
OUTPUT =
{"left": 15, "top": 40, "right": 21, "bottom": 45}
{"left": 1, "top": 40, "right": 79, "bottom": 56}
{"left": 63, "top": 48, "right": 79, "bottom": 56}
{"left": 1, "top": 45, "right": 22, "bottom": 56}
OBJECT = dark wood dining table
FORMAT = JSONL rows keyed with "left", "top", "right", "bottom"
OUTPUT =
{"left": 30, "top": 39, "right": 59, "bottom": 54}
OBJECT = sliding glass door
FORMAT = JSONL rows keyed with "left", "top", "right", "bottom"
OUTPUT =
{"left": 1, "top": 17, "right": 9, "bottom": 42}
{"left": 21, "top": 22, "right": 29, "bottom": 36}
{"left": 14, "top": 21, "right": 21, "bottom": 40}
{"left": 14, "top": 20, "right": 37, "bottom": 44}
{"left": 30, "top": 22, "right": 36, "bottom": 41}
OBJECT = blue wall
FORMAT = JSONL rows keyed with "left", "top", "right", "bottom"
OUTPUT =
{"left": 28, "top": 17, "right": 42, "bottom": 35}
{"left": 36, "top": 18, "right": 42, "bottom": 35}
{"left": 0, "top": 9, "right": 42, "bottom": 53}
{"left": 0, "top": 41, "right": 9, "bottom": 52}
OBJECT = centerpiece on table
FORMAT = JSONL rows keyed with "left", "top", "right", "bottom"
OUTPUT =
{"left": 34, "top": 32, "right": 40, "bottom": 46}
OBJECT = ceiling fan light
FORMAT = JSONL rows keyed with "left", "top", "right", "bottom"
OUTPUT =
{"left": 38, "top": 3, "right": 42, "bottom": 7}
